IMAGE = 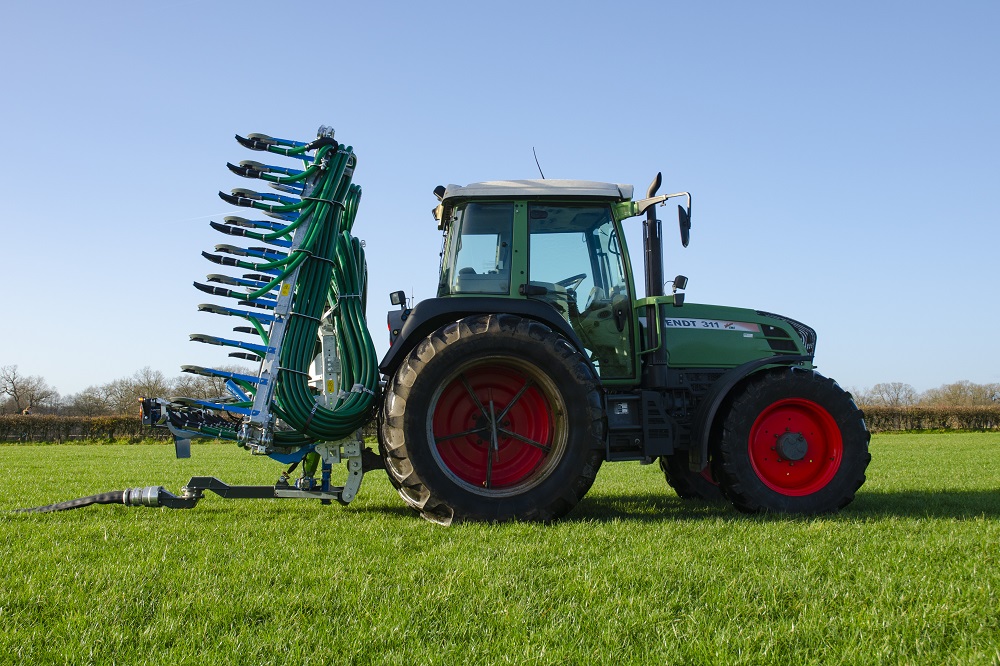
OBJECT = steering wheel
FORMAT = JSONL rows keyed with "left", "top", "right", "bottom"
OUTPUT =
{"left": 555, "top": 273, "right": 587, "bottom": 291}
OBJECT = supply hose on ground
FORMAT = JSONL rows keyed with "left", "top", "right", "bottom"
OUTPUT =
{"left": 16, "top": 487, "right": 172, "bottom": 513}
{"left": 16, "top": 491, "right": 127, "bottom": 513}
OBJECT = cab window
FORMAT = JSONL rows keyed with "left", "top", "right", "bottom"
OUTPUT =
{"left": 439, "top": 203, "right": 514, "bottom": 296}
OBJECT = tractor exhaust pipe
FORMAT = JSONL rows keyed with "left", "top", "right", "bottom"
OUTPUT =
{"left": 643, "top": 172, "right": 664, "bottom": 299}
{"left": 642, "top": 172, "right": 669, "bottom": 386}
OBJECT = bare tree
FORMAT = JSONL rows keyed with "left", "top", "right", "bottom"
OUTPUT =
{"left": 869, "top": 382, "right": 918, "bottom": 408}
{"left": 921, "top": 380, "right": 1000, "bottom": 407}
{"left": 56, "top": 366, "right": 252, "bottom": 416}
{"left": 0, "top": 365, "right": 59, "bottom": 414}
{"left": 846, "top": 385, "right": 874, "bottom": 406}
{"left": 101, "top": 377, "right": 136, "bottom": 415}
{"left": 131, "top": 366, "right": 171, "bottom": 401}
{"left": 63, "top": 385, "right": 113, "bottom": 417}
{"left": 170, "top": 373, "right": 211, "bottom": 399}
{"left": 91, "top": 367, "right": 172, "bottom": 415}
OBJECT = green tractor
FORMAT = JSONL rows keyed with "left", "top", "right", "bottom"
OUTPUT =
{"left": 378, "top": 175, "right": 870, "bottom": 524}
{"left": 107, "top": 131, "right": 867, "bottom": 526}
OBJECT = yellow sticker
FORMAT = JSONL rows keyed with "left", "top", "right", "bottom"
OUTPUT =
{"left": 281, "top": 283, "right": 291, "bottom": 297}
{"left": 326, "top": 380, "right": 336, "bottom": 393}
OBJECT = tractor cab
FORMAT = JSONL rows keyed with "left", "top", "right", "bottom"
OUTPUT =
{"left": 430, "top": 180, "right": 638, "bottom": 378}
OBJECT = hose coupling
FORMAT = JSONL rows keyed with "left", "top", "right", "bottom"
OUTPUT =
{"left": 123, "top": 486, "right": 164, "bottom": 507}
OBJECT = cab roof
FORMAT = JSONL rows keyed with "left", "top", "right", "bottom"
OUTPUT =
{"left": 441, "top": 180, "right": 634, "bottom": 203}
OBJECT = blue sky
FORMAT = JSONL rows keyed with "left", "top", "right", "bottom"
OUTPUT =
{"left": 1, "top": 0, "right": 997, "bottom": 397}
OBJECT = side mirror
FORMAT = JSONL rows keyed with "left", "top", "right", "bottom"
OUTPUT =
{"left": 678, "top": 205, "right": 691, "bottom": 248}
{"left": 672, "top": 275, "right": 688, "bottom": 291}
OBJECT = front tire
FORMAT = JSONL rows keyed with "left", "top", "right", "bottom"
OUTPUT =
{"left": 379, "top": 314, "right": 604, "bottom": 524}
{"left": 715, "top": 369, "right": 870, "bottom": 513}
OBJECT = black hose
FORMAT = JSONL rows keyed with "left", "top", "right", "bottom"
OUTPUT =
{"left": 15, "top": 491, "right": 126, "bottom": 514}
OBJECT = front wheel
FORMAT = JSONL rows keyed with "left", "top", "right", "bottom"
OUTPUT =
{"left": 379, "top": 314, "right": 604, "bottom": 525}
{"left": 715, "top": 369, "right": 870, "bottom": 514}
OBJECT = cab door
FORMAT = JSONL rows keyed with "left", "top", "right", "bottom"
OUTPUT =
{"left": 526, "top": 203, "right": 635, "bottom": 378}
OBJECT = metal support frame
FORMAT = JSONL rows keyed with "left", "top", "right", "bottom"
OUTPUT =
{"left": 315, "top": 434, "right": 365, "bottom": 504}
{"left": 312, "top": 322, "right": 342, "bottom": 409}
{"left": 238, "top": 177, "right": 320, "bottom": 453}
{"left": 118, "top": 428, "right": 367, "bottom": 511}
{"left": 129, "top": 476, "right": 344, "bottom": 509}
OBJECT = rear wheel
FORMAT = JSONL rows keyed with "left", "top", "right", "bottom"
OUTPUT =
{"left": 715, "top": 369, "right": 870, "bottom": 513}
{"left": 660, "top": 450, "right": 723, "bottom": 501}
{"left": 379, "top": 314, "right": 604, "bottom": 524}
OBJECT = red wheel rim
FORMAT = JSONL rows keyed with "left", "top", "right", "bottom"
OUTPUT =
{"left": 748, "top": 398, "right": 842, "bottom": 496}
{"left": 431, "top": 361, "right": 561, "bottom": 494}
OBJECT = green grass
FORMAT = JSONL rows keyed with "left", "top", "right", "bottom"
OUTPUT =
{"left": 2, "top": 433, "right": 999, "bottom": 665}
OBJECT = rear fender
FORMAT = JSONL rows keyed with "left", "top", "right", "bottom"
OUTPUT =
{"left": 378, "top": 297, "right": 593, "bottom": 378}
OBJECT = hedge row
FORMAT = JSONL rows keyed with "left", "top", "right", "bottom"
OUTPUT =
{"left": 859, "top": 405, "right": 1000, "bottom": 432}
{"left": 2, "top": 407, "right": 996, "bottom": 443}
{"left": 0, "top": 415, "right": 378, "bottom": 443}
{"left": 0, "top": 415, "right": 170, "bottom": 443}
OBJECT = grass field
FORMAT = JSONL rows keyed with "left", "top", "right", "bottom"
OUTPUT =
{"left": 2, "top": 433, "right": 999, "bottom": 665}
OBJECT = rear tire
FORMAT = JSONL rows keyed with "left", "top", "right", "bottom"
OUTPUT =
{"left": 660, "top": 450, "right": 723, "bottom": 501}
{"left": 715, "top": 369, "right": 870, "bottom": 513}
{"left": 379, "top": 314, "right": 604, "bottom": 524}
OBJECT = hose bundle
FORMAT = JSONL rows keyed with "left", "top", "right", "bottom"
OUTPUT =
{"left": 149, "top": 127, "right": 379, "bottom": 456}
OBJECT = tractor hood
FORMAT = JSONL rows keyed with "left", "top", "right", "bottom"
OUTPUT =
{"left": 651, "top": 302, "right": 817, "bottom": 369}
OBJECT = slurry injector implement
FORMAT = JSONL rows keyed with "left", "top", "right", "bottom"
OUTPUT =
{"left": 24, "top": 127, "right": 379, "bottom": 513}
{"left": 142, "top": 127, "right": 381, "bottom": 504}
{"left": 24, "top": 126, "right": 870, "bottom": 524}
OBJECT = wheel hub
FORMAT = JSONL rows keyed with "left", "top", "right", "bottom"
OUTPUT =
{"left": 775, "top": 431, "right": 808, "bottom": 461}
